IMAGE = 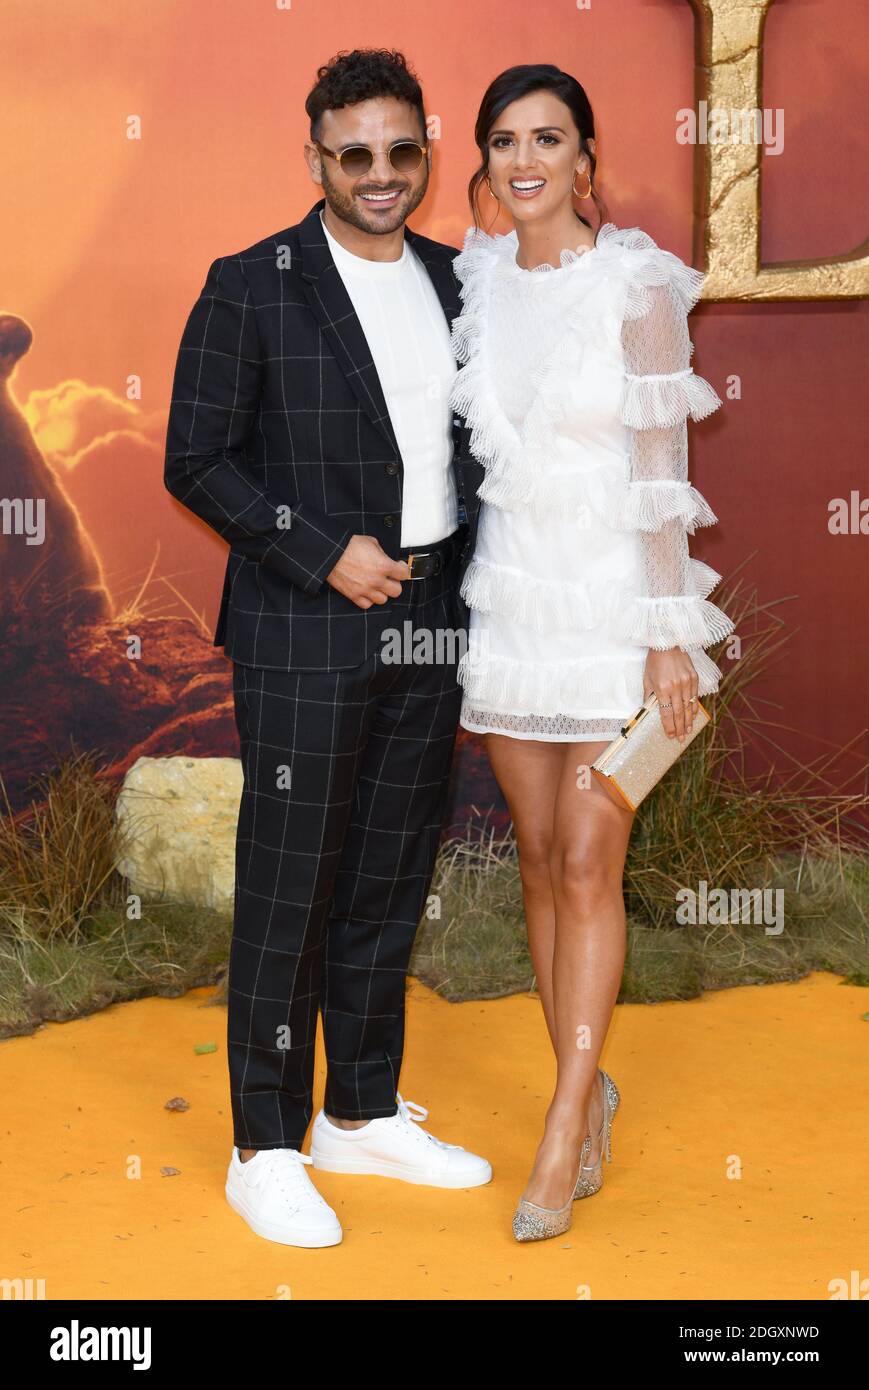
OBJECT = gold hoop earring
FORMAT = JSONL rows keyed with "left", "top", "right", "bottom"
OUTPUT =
{"left": 485, "top": 174, "right": 500, "bottom": 202}
{"left": 573, "top": 168, "right": 593, "bottom": 199}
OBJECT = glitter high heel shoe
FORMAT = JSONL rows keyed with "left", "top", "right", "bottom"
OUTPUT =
{"left": 512, "top": 1134, "right": 593, "bottom": 1242}
{"left": 574, "top": 1068, "right": 620, "bottom": 1200}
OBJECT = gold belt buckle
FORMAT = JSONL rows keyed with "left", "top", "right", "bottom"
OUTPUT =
{"left": 407, "top": 551, "right": 425, "bottom": 580}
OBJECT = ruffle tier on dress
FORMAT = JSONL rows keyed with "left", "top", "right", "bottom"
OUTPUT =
{"left": 447, "top": 221, "right": 735, "bottom": 741}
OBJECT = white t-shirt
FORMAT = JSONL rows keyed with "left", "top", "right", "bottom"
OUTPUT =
{"left": 320, "top": 211, "right": 458, "bottom": 547}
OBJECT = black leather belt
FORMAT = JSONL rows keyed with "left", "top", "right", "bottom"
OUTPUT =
{"left": 401, "top": 529, "right": 465, "bottom": 580}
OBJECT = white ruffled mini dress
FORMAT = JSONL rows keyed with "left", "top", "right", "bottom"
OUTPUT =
{"left": 447, "top": 221, "right": 735, "bottom": 742}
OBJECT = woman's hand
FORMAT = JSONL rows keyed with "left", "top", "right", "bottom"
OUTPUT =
{"left": 643, "top": 648, "right": 699, "bottom": 742}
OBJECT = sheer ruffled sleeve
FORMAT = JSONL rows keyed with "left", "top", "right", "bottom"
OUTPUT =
{"left": 617, "top": 267, "right": 735, "bottom": 675}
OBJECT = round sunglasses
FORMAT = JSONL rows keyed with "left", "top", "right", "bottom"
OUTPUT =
{"left": 314, "top": 139, "right": 427, "bottom": 179}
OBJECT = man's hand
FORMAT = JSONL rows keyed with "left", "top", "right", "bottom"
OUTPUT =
{"left": 643, "top": 648, "right": 700, "bottom": 743}
{"left": 325, "top": 535, "right": 410, "bottom": 609}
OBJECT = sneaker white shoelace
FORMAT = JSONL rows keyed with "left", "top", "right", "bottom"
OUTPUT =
{"left": 258, "top": 1149, "right": 324, "bottom": 1211}
{"left": 392, "top": 1093, "right": 462, "bottom": 1151}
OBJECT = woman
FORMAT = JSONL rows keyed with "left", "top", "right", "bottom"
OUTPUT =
{"left": 448, "top": 65, "right": 734, "bottom": 1242}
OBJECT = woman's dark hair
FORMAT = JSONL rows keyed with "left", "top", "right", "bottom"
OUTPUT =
{"left": 305, "top": 49, "right": 427, "bottom": 145}
{"left": 467, "top": 64, "right": 608, "bottom": 235}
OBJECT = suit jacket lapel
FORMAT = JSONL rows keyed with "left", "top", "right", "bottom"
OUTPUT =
{"left": 403, "top": 229, "right": 469, "bottom": 511}
{"left": 297, "top": 199, "right": 398, "bottom": 456}
{"left": 297, "top": 198, "right": 463, "bottom": 464}
{"left": 403, "top": 226, "right": 462, "bottom": 330}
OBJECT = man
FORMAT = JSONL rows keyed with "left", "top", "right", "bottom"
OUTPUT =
{"left": 164, "top": 48, "right": 489, "bottom": 1248}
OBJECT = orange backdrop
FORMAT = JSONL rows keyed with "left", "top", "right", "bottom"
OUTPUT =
{"left": 2, "top": 0, "right": 867, "bottom": 820}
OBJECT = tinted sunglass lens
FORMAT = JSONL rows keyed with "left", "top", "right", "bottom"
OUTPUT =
{"left": 340, "top": 147, "right": 374, "bottom": 177}
{"left": 389, "top": 142, "right": 424, "bottom": 172}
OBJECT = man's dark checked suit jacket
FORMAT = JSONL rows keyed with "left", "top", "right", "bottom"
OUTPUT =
{"left": 164, "top": 196, "right": 484, "bottom": 670}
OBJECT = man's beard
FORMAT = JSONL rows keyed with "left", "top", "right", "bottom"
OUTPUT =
{"left": 320, "top": 162, "right": 429, "bottom": 235}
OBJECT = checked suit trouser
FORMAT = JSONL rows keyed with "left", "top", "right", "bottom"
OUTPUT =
{"left": 227, "top": 549, "right": 464, "bottom": 1150}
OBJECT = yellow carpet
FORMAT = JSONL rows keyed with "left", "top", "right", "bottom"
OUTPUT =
{"left": 1, "top": 972, "right": 864, "bottom": 1300}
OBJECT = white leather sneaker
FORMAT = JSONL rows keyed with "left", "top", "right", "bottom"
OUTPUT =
{"left": 310, "top": 1093, "right": 493, "bottom": 1189}
{"left": 225, "top": 1146, "right": 342, "bottom": 1247}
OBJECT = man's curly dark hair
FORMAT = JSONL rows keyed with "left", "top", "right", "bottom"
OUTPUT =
{"left": 305, "top": 48, "right": 427, "bottom": 144}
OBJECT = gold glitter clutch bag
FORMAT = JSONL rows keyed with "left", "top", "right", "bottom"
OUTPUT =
{"left": 590, "top": 692, "right": 712, "bottom": 812}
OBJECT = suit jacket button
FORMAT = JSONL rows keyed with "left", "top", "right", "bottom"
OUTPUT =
{"left": 384, "top": 514, "right": 396, "bottom": 527}
{"left": 385, "top": 461, "right": 399, "bottom": 476}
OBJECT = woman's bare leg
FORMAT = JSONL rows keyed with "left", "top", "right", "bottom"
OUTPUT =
{"left": 483, "top": 734, "right": 564, "bottom": 1046}
{"left": 524, "top": 740, "right": 634, "bottom": 1206}
{"left": 486, "top": 734, "right": 635, "bottom": 1209}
